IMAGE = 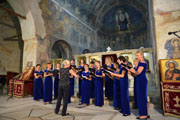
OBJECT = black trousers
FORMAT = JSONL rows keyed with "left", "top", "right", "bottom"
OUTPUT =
{"left": 55, "top": 85, "right": 70, "bottom": 115}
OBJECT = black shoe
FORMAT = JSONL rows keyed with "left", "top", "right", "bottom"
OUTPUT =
{"left": 136, "top": 117, "right": 140, "bottom": 119}
{"left": 62, "top": 113, "right": 69, "bottom": 116}
{"left": 123, "top": 114, "right": 129, "bottom": 116}
{"left": 49, "top": 102, "right": 52, "bottom": 104}
{"left": 147, "top": 115, "right": 150, "bottom": 118}
{"left": 114, "top": 108, "right": 120, "bottom": 110}
{"left": 133, "top": 106, "right": 138, "bottom": 109}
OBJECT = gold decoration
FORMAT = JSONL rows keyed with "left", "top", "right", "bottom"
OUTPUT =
{"left": 173, "top": 96, "right": 180, "bottom": 107}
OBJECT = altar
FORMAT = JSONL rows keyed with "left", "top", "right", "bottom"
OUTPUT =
{"left": 159, "top": 59, "right": 180, "bottom": 118}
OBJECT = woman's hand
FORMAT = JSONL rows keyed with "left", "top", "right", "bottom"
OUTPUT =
{"left": 96, "top": 75, "right": 101, "bottom": 77}
{"left": 130, "top": 68, "right": 135, "bottom": 72}
{"left": 110, "top": 72, "right": 115, "bottom": 76}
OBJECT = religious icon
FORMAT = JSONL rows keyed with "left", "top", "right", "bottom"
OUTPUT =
{"left": 165, "top": 61, "right": 180, "bottom": 80}
{"left": 159, "top": 59, "right": 180, "bottom": 82}
{"left": 89, "top": 56, "right": 99, "bottom": 63}
{"left": 115, "top": 8, "right": 130, "bottom": 31}
{"left": 171, "top": 38, "right": 180, "bottom": 58}
{"left": 165, "top": 38, "right": 180, "bottom": 59}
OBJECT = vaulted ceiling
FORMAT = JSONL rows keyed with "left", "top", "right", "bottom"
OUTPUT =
{"left": 57, "top": 0, "right": 148, "bottom": 29}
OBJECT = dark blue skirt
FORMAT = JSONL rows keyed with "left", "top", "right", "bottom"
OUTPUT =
{"left": 113, "top": 79, "right": 121, "bottom": 109}
{"left": 34, "top": 77, "right": 43, "bottom": 100}
{"left": 54, "top": 76, "right": 59, "bottom": 98}
{"left": 95, "top": 77, "right": 104, "bottom": 106}
{"left": 43, "top": 76, "right": 52, "bottom": 102}
{"left": 81, "top": 79, "right": 91, "bottom": 104}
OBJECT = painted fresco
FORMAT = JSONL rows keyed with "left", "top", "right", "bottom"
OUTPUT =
{"left": 98, "top": 5, "right": 150, "bottom": 51}
{"left": 39, "top": 0, "right": 151, "bottom": 55}
{"left": 165, "top": 38, "right": 180, "bottom": 59}
{"left": 39, "top": 0, "right": 96, "bottom": 55}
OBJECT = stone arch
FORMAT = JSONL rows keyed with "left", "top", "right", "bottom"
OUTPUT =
{"left": 51, "top": 40, "right": 73, "bottom": 59}
{"left": 6, "top": 0, "right": 46, "bottom": 70}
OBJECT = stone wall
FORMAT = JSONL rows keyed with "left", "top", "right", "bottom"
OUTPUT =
{"left": 153, "top": 0, "right": 180, "bottom": 60}
{"left": 0, "top": 2, "right": 23, "bottom": 73}
{"left": 39, "top": 0, "right": 97, "bottom": 61}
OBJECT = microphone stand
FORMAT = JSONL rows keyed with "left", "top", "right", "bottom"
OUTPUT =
{"left": 169, "top": 31, "right": 180, "bottom": 39}
{"left": 172, "top": 32, "right": 180, "bottom": 39}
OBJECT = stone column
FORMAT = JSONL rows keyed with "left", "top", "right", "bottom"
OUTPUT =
{"left": 22, "top": 37, "right": 38, "bottom": 70}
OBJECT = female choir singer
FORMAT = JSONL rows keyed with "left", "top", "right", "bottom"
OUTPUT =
{"left": 34, "top": 64, "right": 43, "bottom": 101}
{"left": 78, "top": 59, "right": 85, "bottom": 97}
{"left": 132, "top": 58, "right": 139, "bottom": 109}
{"left": 112, "top": 62, "right": 121, "bottom": 110}
{"left": 80, "top": 64, "right": 92, "bottom": 105}
{"left": 68, "top": 59, "right": 76, "bottom": 103}
{"left": 104, "top": 56, "right": 114, "bottom": 100}
{"left": 43, "top": 63, "right": 53, "bottom": 104}
{"left": 54, "top": 63, "right": 60, "bottom": 100}
{"left": 95, "top": 61, "right": 105, "bottom": 107}
{"left": 129, "top": 51, "right": 149, "bottom": 119}
{"left": 111, "top": 56, "right": 130, "bottom": 116}
{"left": 89, "top": 61, "right": 95, "bottom": 98}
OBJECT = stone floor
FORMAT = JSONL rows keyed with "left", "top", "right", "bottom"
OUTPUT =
{"left": 0, "top": 95, "right": 179, "bottom": 120}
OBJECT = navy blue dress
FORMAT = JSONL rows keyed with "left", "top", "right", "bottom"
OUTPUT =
{"left": 68, "top": 76, "right": 75, "bottom": 103}
{"left": 54, "top": 69, "right": 59, "bottom": 99}
{"left": 95, "top": 69, "right": 104, "bottom": 106}
{"left": 70, "top": 76, "right": 75, "bottom": 97}
{"left": 34, "top": 71, "right": 43, "bottom": 100}
{"left": 91, "top": 76, "right": 95, "bottom": 98}
{"left": 133, "top": 67, "right": 138, "bottom": 108}
{"left": 136, "top": 62, "right": 148, "bottom": 116}
{"left": 105, "top": 64, "right": 113, "bottom": 99}
{"left": 113, "top": 71, "right": 121, "bottom": 109}
{"left": 120, "top": 67, "right": 130, "bottom": 115}
{"left": 81, "top": 71, "right": 91, "bottom": 104}
{"left": 43, "top": 69, "right": 53, "bottom": 102}
{"left": 78, "top": 65, "right": 84, "bottom": 97}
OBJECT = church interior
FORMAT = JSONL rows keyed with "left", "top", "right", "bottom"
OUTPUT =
{"left": 0, "top": 0, "right": 180, "bottom": 120}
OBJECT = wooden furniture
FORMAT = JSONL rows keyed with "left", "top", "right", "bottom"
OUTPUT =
{"left": 8, "top": 66, "right": 35, "bottom": 98}
{"left": 159, "top": 59, "right": 180, "bottom": 118}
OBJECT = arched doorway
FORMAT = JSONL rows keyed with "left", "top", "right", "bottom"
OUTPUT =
{"left": 51, "top": 40, "right": 73, "bottom": 59}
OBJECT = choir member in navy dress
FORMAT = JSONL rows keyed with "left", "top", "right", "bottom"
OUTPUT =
{"left": 68, "top": 59, "right": 76, "bottom": 103}
{"left": 95, "top": 61, "right": 105, "bottom": 107}
{"left": 129, "top": 51, "right": 149, "bottom": 119}
{"left": 104, "top": 56, "right": 114, "bottom": 100}
{"left": 112, "top": 62, "right": 121, "bottom": 110}
{"left": 78, "top": 59, "right": 85, "bottom": 98}
{"left": 111, "top": 56, "right": 130, "bottom": 116}
{"left": 80, "top": 64, "right": 92, "bottom": 105}
{"left": 43, "top": 63, "right": 53, "bottom": 104}
{"left": 132, "top": 58, "right": 139, "bottom": 109}
{"left": 70, "top": 59, "right": 76, "bottom": 97}
{"left": 89, "top": 61, "right": 95, "bottom": 98}
{"left": 54, "top": 63, "right": 60, "bottom": 100}
{"left": 55, "top": 60, "right": 78, "bottom": 116}
{"left": 34, "top": 64, "right": 43, "bottom": 101}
